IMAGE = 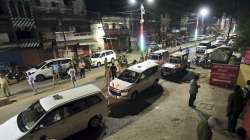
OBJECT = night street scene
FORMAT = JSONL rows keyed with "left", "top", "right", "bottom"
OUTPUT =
{"left": 0, "top": 0, "right": 250, "bottom": 140}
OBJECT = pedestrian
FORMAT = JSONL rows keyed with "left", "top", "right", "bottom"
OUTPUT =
{"left": 0, "top": 73, "right": 11, "bottom": 97}
{"left": 110, "top": 63, "right": 117, "bottom": 80}
{"left": 72, "top": 58, "right": 78, "bottom": 75}
{"left": 27, "top": 72, "right": 38, "bottom": 94}
{"left": 105, "top": 66, "right": 112, "bottom": 88}
{"left": 87, "top": 56, "right": 92, "bottom": 71}
{"left": 52, "top": 62, "right": 60, "bottom": 86}
{"left": 117, "top": 55, "right": 122, "bottom": 72}
{"left": 104, "top": 58, "right": 108, "bottom": 69}
{"left": 227, "top": 85, "right": 245, "bottom": 132}
{"left": 236, "top": 127, "right": 247, "bottom": 140}
{"left": 243, "top": 80, "right": 250, "bottom": 101}
{"left": 79, "top": 60, "right": 86, "bottom": 78}
{"left": 197, "top": 119, "right": 213, "bottom": 140}
{"left": 188, "top": 75, "right": 200, "bottom": 108}
{"left": 67, "top": 66, "right": 77, "bottom": 88}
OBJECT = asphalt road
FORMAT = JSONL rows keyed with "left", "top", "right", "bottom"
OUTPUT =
{"left": 0, "top": 41, "right": 206, "bottom": 140}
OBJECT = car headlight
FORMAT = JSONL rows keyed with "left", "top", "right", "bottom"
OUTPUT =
{"left": 121, "top": 89, "right": 129, "bottom": 96}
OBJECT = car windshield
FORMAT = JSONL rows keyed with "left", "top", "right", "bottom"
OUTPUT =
{"left": 169, "top": 57, "right": 181, "bottom": 64}
{"left": 149, "top": 54, "right": 160, "bottom": 60}
{"left": 17, "top": 101, "right": 46, "bottom": 132}
{"left": 118, "top": 69, "right": 140, "bottom": 83}
{"left": 35, "top": 62, "right": 46, "bottom": 69}
{"left": 92, "top": 53, "right": 101, "bottom": 58}
{"left": 199, "top": 43, "right": 209, "bottom": 46}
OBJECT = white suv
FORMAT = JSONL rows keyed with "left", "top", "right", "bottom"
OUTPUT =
{"left": 91, "top": 50, "right": 116, "bottom": 67}
{"left": 108, "top": 61, "right": 160, "bottom": 100}
{"left": 26, "top": 58, "right": 71, "bottom": 82}
{"left": 0, "top": 84, "right": 109, "bottom": 140}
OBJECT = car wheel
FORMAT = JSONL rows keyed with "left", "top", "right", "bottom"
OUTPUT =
{"left": 111, "top": 58, "right": 115, "bottom": 63}
{"left": 152, "top": 79, "right": 159, "bottom": 87}
{"left": 88, "top": 115, "right": 102, "bottom": 128}
{"left": 130, "top": 91, "right": 138, "bottom": 101}
{"left": 97, "top": 62, "right": 101, "bottom": 67}
{"left": 36, "top": 75, "right": 45, "bottom": 82}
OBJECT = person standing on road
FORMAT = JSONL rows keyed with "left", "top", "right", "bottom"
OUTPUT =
{"left": 243, "top": 80, "right": 250, "bottom": 101}
{"left": 0, "top": 73, "right": 11, "bottom": 97}
{"left": 52, "top": 62, "right": 60, "bottom": 86}
{"left": 110, "top": 63, "right": 117, "bottom": 80}
{"left": 79, "top": 60, "right": 86, "bottom": 79}
{"left": 27, "top": 72, "right": 38, "bottom": 94}
{"left": 105, "top": 65, "right": 112, "bottom": 88}
{"left": 68, "top": 66, "right": 77, "bottom": 88}
{"left": 227, "top": 85, "right": 245, "bottom": 132}
{"left": 189, "top": 75, "right": 200, "bottom": 108}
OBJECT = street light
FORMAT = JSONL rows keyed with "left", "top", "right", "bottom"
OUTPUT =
{"left": 147, "top": 0, "right": 155, "bottom": 4}
{"left": 200, "top": 7, "right": 209, "bottom": 17}
{"left": 128, "top": 0, "right": 155, "bottom": 58}
{"left": 129, "top": 0, "right": 137, "bottom": 5}
{"left": 194, "top": 7, "right": 210, "bottom": 41}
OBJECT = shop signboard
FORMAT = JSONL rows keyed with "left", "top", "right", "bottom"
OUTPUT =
{"left": 210, "top": 64, "right": 240, "bottom": 88}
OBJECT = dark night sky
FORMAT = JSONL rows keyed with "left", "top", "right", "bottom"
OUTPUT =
{"left": 85, "top": 0, "right": 250, "bottom": 17}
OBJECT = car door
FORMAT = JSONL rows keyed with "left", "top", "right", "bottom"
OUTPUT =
{"left": 136, "top": 70, "right": 152, "bottom": 93}
{"left": 85, "top": 94, "right": 106, "bottom": 117}
{"left": 100, "top": 53, "right": 106, "bottom": 64}
{"left": 23, "top": 107, "right": 69, "bottom": 140}
{"left": 40, "top": 62, "right": 53, "bottom": 77}
{"left": 63, "top": 98, "right": 91, "bottom": 135}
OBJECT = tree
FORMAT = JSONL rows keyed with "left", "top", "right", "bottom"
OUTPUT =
{"left": 233, "top": 18, "right": 250, "bottom": 53}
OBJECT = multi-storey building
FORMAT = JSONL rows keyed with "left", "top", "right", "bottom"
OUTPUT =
{"left": 0, "top": 0, "right": 89, "bottom": 66}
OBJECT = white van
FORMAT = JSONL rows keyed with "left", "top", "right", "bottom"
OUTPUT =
{"left": 0, "top": 84, "right": 109, "bottom": 140}
{"left": 26, "top": 58, "right": 71, "bottom": 82}
{"left": 108, "top": 61, "right": 160, "bottom": 100}
{"left": 91, "top": 50, "right": 116, "bottom": 67}
{"left": 148, "top": 50, "right": 169, "bottom": 65}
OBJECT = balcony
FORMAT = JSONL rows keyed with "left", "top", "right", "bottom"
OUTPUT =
{"left": 104, "top": 29, "right": 129, "bottom": 36}
{"left": 55, "top": 32, "right": 93, "bottom": 42}
{"left": 33, "top": 6, "right": 73, "bottom": 15}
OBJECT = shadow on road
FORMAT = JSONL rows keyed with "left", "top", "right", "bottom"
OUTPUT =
{"left": 163, "top": 70, "right": 199, "bottom": 84}
{"left": 64, "top": 123, "right": 106, "bottom": 140}
{"left": 109, "top": 85, "right": 164, "bottom": 118}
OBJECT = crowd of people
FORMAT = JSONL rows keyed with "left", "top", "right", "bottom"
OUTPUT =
{"left": 188, "top": 75, "right": 250, "bottom": 140}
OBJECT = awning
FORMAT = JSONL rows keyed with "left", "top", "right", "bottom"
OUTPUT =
{"left": 18, "top": 41, "right": 40, "bottom": 48}
{"left": 11, "top": 18, "right": 36, "bottom": 31}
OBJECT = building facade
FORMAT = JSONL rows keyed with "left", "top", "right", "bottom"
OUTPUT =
{"left": 101, "top": 16, "right": 130, "bottom": 51}
{"left": 0, "top": 0, "right": 89, "bottom": 66}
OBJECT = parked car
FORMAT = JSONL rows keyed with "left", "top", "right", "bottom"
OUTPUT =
{"left": 146, "top": 42, "right": 161, "bottom": 53}
{"left": 148, "top": 50, "right": 169, "bottom": 65}
{"left": 108, "top": 61, "right": 160, "bottom": 101}
{"left": 196, "top": 41, "right": 211, "bottom": 54}
{"left": 214, "top": 36, "right": 226, "bottom": 46}
{"left": 0, "top": 84, "right": 109, "bottom": 140}
{"left": 161, "top": 51, "right": 190, "bottom": 77}
{"left": 26, "top": 58, "right": 72, "bottom": 82}
{"left": 91, "top": 50, "right": 116, "bottom": 67}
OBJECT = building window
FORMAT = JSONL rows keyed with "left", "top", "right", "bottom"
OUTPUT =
{"left": 25, "top": 2, "right": 31, "bottom": 18}
{"left": 35, "top": 0, "right": 40, "bottom": 6}
{"left": 16, "top": 31, "right": 33, "bottom": 40}
{"left": 18, "top": 1, "right": 25, "bottom": 17}
{"left": 51, "top": 2, "right": 57, "bottom": 7}
{"left": 63, "top": 0, "right": 72, "bottom": 7}
{"left": 9, "top": 0, "right": 18, "bottom": 17}
{"left": 112, "top": 23, "right": 116, "bottom": 29}
{"left": 162, "top": 13, "right": 166, "bottom": 18}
